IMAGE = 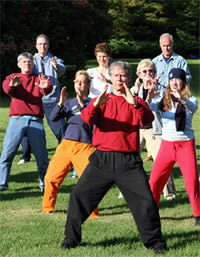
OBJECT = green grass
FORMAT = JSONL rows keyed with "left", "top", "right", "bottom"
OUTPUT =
{"left": 0, "top": 59, "right": 200, "bottom": 257}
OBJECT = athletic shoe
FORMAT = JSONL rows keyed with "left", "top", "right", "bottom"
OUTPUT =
{"left": 0, "top": 188, "right": 8, "bottom": 192}
{"left": 17, "top": 159, "right": 28, "bottom": 164}
{"left": 118, "top": 192, "right": 124, "bottom": 198}
{"left": 70, "top": 174, "right": 78, "bottom": 179}
{"left": 61, "top": 238, "right": 78, "bottom": 249}
{"left": 151, "top": 241, "right": 168, "bottom": 255}
{"left": 143, "top": 156, "right": 153, "bottom": 162}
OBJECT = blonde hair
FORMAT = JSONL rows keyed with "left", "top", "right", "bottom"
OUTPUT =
{"left": 159, "top": 82, "right": 192, "bottom": 111}
{"left": 75, "top": 70, "right": 92, "bottom": 85}
{"left": 136, "top": 59, "right": 156, "bottom": 76}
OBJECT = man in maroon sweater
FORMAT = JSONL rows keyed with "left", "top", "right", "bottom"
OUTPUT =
{"left": 61, "top": 61, "right": 167, "bottom": 254}
{"left": 0, "top": 52, "right": 52, "bottom": 192}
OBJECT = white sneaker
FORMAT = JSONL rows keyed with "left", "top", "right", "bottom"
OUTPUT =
{"left": 118, "top": 192, "right": 124, "bottom": 199}
{"left": 70, "top": 174, "right": 78, "bottom": 179}
{"left": 17, "top": 159, "right": 27, "bottom": 164}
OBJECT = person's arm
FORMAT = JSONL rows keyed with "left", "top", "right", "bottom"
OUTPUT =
{"left": 51, "top": 56, "right": 66, "bottom": 77}
{"left": 134, "top": 97, "right": 155, "bottom": 127}
{"left": 2, "top": 74, "right": 23, "bottom": 96}
{"left": 50, "top": 86, "right": 68, "bottom": 121}
{"left": 180, "top": 58, "right": 192, "bottom": 83}
{"left": 81, "top": 85, "right": 111, "bottom": 126}
{"left": 36, "top": 74, "right": 53, "bottom": 95}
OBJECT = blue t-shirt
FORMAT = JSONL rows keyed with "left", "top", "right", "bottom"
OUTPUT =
{"left": 50, "top": 98, "right": 93, "bottom": 144}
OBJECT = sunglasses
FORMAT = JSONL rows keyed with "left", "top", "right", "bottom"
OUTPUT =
{"left": 141, "top": 69, "right": 153, "bottom": 74}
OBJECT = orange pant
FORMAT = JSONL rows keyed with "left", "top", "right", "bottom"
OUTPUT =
{"left": 42, "top": 139, "right": 96, "bottom": 214}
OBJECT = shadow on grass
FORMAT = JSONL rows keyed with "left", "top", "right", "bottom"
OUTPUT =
{"left": 99, "top": 203, "right": 130, "bottom": 216}
{"left": 161, "top": 214, "right": 193, "bottom": 221}
{"left": 0, "top": 189, "right": 43, "bottom": 200}
{"left": 81, "top": 235, "right": 140, "bottom": 247}
{"left": 159, "top": 195, "right": 190, "bottom": 209}
{"left": 166, "top": 230, "right": 200, "bottom": 250}
{"left": 80, "top": 230, "right": 199, "bottom": 250}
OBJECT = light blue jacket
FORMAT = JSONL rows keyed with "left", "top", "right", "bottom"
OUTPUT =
{"left": 32, "top": 52, "right": 66, "bottom": 104}
{"left": 149, "top": 96, "right": 198, "bottom": 141}
{"left": 130, "top": 84, "right": 165, "bottom": 135}
{"left": 152, "top": 52, "right": 192, "bottom": 88}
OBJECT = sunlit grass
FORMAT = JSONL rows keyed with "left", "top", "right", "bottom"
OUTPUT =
{"left": 0, "top": 59, "right": 199, "bottom": 257}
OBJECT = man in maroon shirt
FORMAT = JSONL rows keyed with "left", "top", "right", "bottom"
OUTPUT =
{"left": 61, "top": 61, "right": 167, "bottom": 254}
{"left": 0, "top": 52, "right": 52, "bottom": 192}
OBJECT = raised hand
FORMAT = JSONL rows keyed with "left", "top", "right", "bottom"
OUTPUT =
{"left": 93, "top": 84, "right": 111, "bottom": 108}
{"left": 36, "top": 74, "right": 50, "bottom": 89}
{"left": 76, "top": 88, "right": 84, "bottom": 108}
{"left": 134, "top": 77, "right": 141, "bottom": 92}
{"left": 9, "top": 75, "right": 23, "bottom": 88}
{"left": 97, "top": 72, "right": 107, "bottom": 83}
{"left": 58, "top": 86, "right": 68, "bottom": 106}
{"left": 50, "top": 57, "right": 58, "bottom": 69}
{"left": 121, "top": 83, "right": 138, "bottom": 106}
{"left": 147, "top": 85, "right": 160, "bottom": 102}
{"left": 170, "top": 89, "right": 182, "bottom": 101}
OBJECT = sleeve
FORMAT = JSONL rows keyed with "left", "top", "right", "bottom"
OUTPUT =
{"left": 134, "top": 97, "right": 154, "bottom": 127}
{"left": 81, "top": 98, "right": 100, "bottom": 126}
{"left": 180, "top": 57, "right": 192, "bottom": 83}
{"left": 54, "top": 56, "right": 66, "bottom": 78}
{"left": 2, "top": 75, "right": 15, "bottom": 96}
{"left": 183, "top": 96, "right": 198, "bottom": 113}
{"left": 50, "top": 103, "right": 67, "bottom": 121}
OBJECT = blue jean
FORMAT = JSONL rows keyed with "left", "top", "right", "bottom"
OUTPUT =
{"left": 19, "top": 102, "right": 66, "bottom": 161}
{"left": 0, "top": 116, "right": 49, "bottom": 191}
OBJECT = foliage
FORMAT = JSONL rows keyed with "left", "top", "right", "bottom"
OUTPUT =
{"left": 1, "top": 0, "right": 112, "bottom": 82}
{"left": 107, "top": 0, "right": 199, "bottom": 58}
{"left": 109, "top": 38, "right": 159, "bottom": 58}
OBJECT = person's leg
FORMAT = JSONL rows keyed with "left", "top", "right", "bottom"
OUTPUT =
{"left": 27, "top": 119, "right": 49, "bottom": 192}
{"left": 71, "top": 142, "right": 98, "bottom": 218}
{"left": 0, "top": 116, "right": 28, "bottom": 190}
{"left": 62, "top": 150, "right": 115, "bottom": 248}
{"left": 42, "top": 140, "right": 73, "bottom": 213}
{"left": 163, "top": 174, "right": 177, "bottom": 199}
{"left": 149, "top": 140, "right": 176, "bottom": 205}
{"left": 146, "top": 135, "right": 176, "bottom": 200}
{"left": 70, "top": 168, "right": 78, "bottom": 179}
{"left": 114, "top": 152, "right": 166, "bottom": 250}
{"left": 18, "top": 136, "right": 31, "bottom": 163}
{"left": 43, "top": 103, "right": 66, "bottom": 143}
{"left": 176, "top": 139, "right": 200, "bottom": 218}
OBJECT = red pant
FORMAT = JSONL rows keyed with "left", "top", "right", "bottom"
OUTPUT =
{"left": 149, "top": 139, "right": 200, "bottom": 217}
{"left": 42, "top": 139, "right": 95, "bottom": 213}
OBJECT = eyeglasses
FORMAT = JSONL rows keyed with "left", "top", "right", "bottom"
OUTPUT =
{"left": 37, "top": 43, "right": 48, "bottom": 46}
{"left": 74, "top": 80, "right": 87, "bottom": 85}
{"left": 141, "top": 69, "right": 153, "bottom": 74}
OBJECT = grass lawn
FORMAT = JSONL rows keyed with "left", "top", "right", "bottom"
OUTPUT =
{"left": 0, "top": 59, "right": 200, "bottom": 257}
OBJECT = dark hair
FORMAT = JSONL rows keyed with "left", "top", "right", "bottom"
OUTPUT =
{"left": 94, "top": 42, "right": 111, "bottom": 57}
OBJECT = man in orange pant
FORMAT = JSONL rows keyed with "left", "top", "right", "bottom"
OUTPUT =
{"left": 42, "top": 70, "right": 98, "bottom": 217}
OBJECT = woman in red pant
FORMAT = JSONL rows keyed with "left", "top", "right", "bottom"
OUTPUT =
{"left": 147, "top": 68, "right": 200, "bottom": 226}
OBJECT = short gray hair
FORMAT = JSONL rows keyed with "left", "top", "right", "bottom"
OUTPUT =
{"left": 159, "top": 33, "right": 174, "bottom": 44}
{"left": 17, "top": 52, "right": 33, "bottom": 63}
{"left": 109, "top": 61, "right": 132, "bottom": 78}
{"left": 36, "top": 34, "right": 49, "bottom": 44}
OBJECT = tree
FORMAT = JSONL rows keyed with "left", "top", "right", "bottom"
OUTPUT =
{"left": 1, "top": 0, "right": 112, "bottom": 86}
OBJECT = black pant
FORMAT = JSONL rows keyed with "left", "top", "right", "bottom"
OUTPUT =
{"left": 64, "top": 150, "right": 165, "bottom": 248}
